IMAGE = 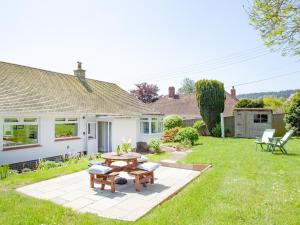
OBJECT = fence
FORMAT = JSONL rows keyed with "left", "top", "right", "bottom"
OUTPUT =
{"left": 183, "top": 119, "right": 199, "bottom": 127}
{"left": 272, "top": 113, "right": 286, "bottom": 136}
{"left": 224, "top": 116, "right": 235, "bottom": 137}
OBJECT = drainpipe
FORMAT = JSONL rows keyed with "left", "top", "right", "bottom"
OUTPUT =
{"left": 83, "top": 115, "right": 88, "bottom": 154}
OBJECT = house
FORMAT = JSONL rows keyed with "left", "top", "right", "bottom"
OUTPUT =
{"left": 234, "top": 108, "right": 273, "bottom": 138}
{"left": 151, "top": 86, "right": 238, "bottom": 122}
{"left": 0, "top": 61, "right": 163, "bottom": 167}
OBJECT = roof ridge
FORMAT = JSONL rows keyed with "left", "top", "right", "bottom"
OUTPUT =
{"left": 0, "top": 60, "right": 116, "bottom": 85}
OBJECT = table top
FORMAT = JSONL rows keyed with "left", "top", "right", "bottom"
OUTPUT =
{"left": 102, "top": 152, "right": 141, "bottom": 161}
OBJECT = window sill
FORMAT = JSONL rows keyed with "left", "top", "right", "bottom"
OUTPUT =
{"left": 140, "top": 133, "right": 162, "bottom": 135}
{"left": 3, "top": 144, "right": 41, "bottom": 151}
{"left": 54, "top": 137, "right": 81, "bottom": 142}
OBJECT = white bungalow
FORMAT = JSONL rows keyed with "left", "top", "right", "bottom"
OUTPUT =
{"left": 0, "top": 61, "right": 163, "bottom": 166}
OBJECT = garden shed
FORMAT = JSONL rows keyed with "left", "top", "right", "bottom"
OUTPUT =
{"left": 234, "top": 108, "right": 273, "bottom": 138}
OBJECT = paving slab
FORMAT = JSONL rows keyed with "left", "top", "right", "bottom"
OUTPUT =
{"left": 17, "top": 165, "right": 209, "bottom": 221}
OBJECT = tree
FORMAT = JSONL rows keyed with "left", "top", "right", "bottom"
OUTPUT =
{"left": 235, "top": 98, "right": 264, "bottom": 108}
{"left": 263, "top": 96, "right": 286, "bottom": 112}
{"left": 284, "top": 91, "right": 300, "bottom": 132}
{"left": 248, "top": 0, "right": 300, "bottom": 56}
{"left": 130, "top": 82, "right": 159, "bottom": 103}
{"left": 178, "top": 78, "right": 195, "bottom": 94}
{"left": 195, "top": 80, "right": 225, "bottom": 132}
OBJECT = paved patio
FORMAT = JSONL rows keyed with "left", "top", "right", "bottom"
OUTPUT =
{"left": 17, "top": 166, "right": 205, "bottom": 221}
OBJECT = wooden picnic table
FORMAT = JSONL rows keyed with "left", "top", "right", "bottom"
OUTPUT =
{"left": 102, "top": 152, "right": 141, "bottom": 172}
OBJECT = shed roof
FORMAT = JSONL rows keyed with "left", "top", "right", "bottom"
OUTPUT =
{"left": 234, "top": 108, "right": 273, "bottom": 112}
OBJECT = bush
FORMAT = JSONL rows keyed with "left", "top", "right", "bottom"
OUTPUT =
{"left": 211, "top": 123, "right": 222, "bottom": 137}
{"left": 163, "top": 115, "right": 183, "bottom": 130}
{"left": 193, "top": 120, "right": 205, "bottom": 131}
{"left": 0, "top": 165, "right": 9, "bottom": 180}
{"left": 8, "top": 170, "right": 19, "bottom": 177}
{"left": 38, "top": 160, "right": 61, "bottom": 170}
{"left": 162, "top": 127, "right": 180, "bottom": 142}
{"left": 21, "top": 168, "right": 32, "bottom": 173}
{"left": 147, "top": 138, "right": 161, "bottom": 153}
{"left": 175, "top": 127, "right": 199, "bottom": 145}
{"left": 285, "top": 91, "right": 300, "bottom": 132}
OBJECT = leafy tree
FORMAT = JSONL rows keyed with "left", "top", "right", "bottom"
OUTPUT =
{"left": 263, "top": 96, "right": 286, "bottom": 112}
{"left": 163, "top": 115, "right": 183, "bottom": 130}
{"left": 195, "top": 80, "right": 225, "bottom": 132}
{"left": 235, "top": 98, "right": 264, "bottom": 108}
{"left": 130, "top": 82, "right": 159, "bottom": 103}
{"left": 284, "top": 91, "right": 300, "bottom": 132}
{"left": 248, "top": 0, "right": 300, "bottom": 56}
{"left": 178, "top": 78, "right": 195, "bottom": 94}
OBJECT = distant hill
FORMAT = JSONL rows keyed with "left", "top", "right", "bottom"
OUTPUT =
{"left": 237, "top": 89, "right": 298, "bottom": 99}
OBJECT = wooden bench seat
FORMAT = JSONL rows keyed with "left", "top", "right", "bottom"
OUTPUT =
{"left": 89, "top": 172, "right": 119, "bottom": 193}
{"left": 129, "top": 170, "right": 154, "bottom": 192}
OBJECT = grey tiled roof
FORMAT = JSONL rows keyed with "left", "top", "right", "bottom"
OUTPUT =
{"left": 0, "top": 61, "right": 160, "bottom": 116}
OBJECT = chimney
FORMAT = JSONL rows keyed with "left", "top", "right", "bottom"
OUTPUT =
{"left": 168, "top": 86, "right": 175, "bottom": 98}
{"left": 74, "top": 61, "right": 86, "bottom": 80}
{"left": 230, "top": 86, "right": 236, "bottom": 98}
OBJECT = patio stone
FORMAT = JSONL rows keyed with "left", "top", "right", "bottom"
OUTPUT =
{"left": 17, "top": 165, "right": 208, "bottom": 221}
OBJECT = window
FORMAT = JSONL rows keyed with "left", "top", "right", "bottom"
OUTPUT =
{"left": 140, "top": 117, "right": 163, "bottom": 134}
{"left": 254, "top": 114, "right": 268, "bottom": 123}
{"left": 88, "top": 122, "right": 96, "bottom": 139}
{"left": 3, "top": 118, "right": 39, "bottom": 148}
{"left": 55, "top": 118, "right": 78, "bottom": 139}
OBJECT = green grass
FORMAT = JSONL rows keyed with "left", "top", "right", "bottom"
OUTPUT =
{"left": 1, "top": 138, "right": 300, "bottom": 224}
{"left": 146, "top": 151, "right": 172, "bottom": 162}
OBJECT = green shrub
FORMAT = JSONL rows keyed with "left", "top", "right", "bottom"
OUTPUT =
{"left": 8, "top": 170, "right": 19, "bottom": 177}
{"left": 211, "top": 123, "right": 222, "bottom": 137}
{"left": 147, "top": 138, "right": 161, "bottom": 153}
{"left": 121, "top": 139, "right": 133, "bottom": 153}
{"left": 21, "top": 168, "right": 32, "bottom": 173}
{"left": 175, "top": 127, "right": 199, "bottom": 145}
{"left": 163, "top": 115, "right": 183, "bottom": 130}
{"left": 285, "top": 91, "right": 300, "bottom": 132}
{"left": 38, "top": 160, "right": 61, "bottom": 170}
{"left": 162, "top": 127, "right": 180, "bottom": 142}
{"left": 0, "top": 165, "right": 9, "bottom": 180}
{"left": 180, "top": 138, "right": 192, "bottom": 148}
{"left": 193, "top": 120, "right": 205, "bottom": 131}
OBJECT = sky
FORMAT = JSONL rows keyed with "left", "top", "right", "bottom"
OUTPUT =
{"left": 0, "top": 0, "right": 299, "bottom": 95}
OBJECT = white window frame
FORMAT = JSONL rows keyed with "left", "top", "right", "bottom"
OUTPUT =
{"left": 140, "top": 117, "right": 163, "bottom": 135}
{"left": 55, "top": 117, "right": 79, "bottom": 140}
{"left": 87, "top": 122, "right": 96, "bottom": 140}
{"left": 3, "top": 117, "right": 40, "bottom": 149}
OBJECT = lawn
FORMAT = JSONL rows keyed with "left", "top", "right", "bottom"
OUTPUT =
{"left": 1, "top": 137, "right": 299, "bottom": 225}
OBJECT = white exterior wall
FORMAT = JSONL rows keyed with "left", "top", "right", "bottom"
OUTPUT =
{"left": 0, "top": 115, "right": 87, "bottom": 165}
{"left": 111, "top": 117, "right": 138, "bottom": 150}
{"left": 0, "top": 115, "right": 163, "bottom": 165}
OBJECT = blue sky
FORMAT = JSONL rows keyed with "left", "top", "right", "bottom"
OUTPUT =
{"left": 0, "top": 0, "right": 299, "bottom": 95}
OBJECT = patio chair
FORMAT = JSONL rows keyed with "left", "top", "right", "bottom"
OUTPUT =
{"left": 129, "top": 162, "right": 160, "bottom": 192}
{"left": 267, "top": 129, "right": 295, "bottom": 154}
{"left": 255, "top": 129, "right": 275, "bottom": 151}
{"left": 89, "top": 165, "right": 119, "bottom": 193}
